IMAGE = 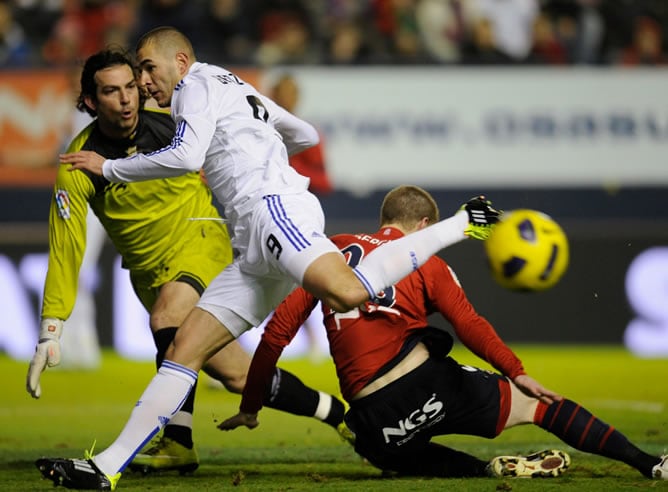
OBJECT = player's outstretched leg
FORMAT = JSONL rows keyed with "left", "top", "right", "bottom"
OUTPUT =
{"left": 130, "top": 327, "right": 199, "bottom": 475}
{"left": 356, "top": 442, "right": 568, "bottom": 479}
{"left": 489, "top": 449, "right": 571, "bottom": 478}
{"left": 535, "top": 398, "right": 665, "bottom": 479}
{"left": 263, "top": 368, "right": 346, "bottom": 430}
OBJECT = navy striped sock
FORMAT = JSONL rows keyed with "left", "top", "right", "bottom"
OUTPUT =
{"left": 535, "top": 399, "right": 658, "bottom": 477}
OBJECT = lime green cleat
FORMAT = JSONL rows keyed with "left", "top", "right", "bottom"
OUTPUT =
{"left": 337, "top": 421, "right": 356, "bottom": 446}
{"left": 128, "top": 436, "right": 199, "bottom": 475}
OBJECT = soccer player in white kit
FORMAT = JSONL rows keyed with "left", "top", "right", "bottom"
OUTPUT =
{"left": 42, "top": 26, "right": 500, "bottom": 490}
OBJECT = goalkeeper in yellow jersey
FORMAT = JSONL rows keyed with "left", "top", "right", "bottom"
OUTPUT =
{"left": 26, "top": 49, "right": 346, "bottom": 474}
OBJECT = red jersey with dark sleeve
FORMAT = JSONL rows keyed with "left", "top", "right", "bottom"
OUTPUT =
{"left": 240, "top": 227, "right": 525, "bottom": 412}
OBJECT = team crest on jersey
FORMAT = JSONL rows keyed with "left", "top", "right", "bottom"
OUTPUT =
{"left": 55, "top": 189, "right": 71, "bottom": 219}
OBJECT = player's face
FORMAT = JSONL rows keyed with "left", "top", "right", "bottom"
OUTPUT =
{"left": 136, "top": 44, "right": 181, "bottom": 108}
{"left": 92, "top": 64, "right": 140, "bottom": 139}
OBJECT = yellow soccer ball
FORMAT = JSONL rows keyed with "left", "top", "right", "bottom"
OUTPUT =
{"left": 484, "top": 209, "right": 569, "bottom": 291}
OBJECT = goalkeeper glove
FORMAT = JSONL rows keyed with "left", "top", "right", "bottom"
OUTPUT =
{"left": 460, "top": 195, "right": 501, "bottom": 240}
{"left": 26, "top": 318, "right": 63, "bottom": 399}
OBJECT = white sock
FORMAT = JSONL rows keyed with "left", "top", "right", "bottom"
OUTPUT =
{"left": 313, "top": 391, "right": 333, "bottom": 421}
{"left": 353, "top": 211, "right": 468, "bottom": 297}
{"left": 93, "top": 361, "right": 198, "bottom": 475}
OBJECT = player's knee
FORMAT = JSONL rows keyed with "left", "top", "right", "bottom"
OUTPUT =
{"left": 221, "top": 373, "right": 247, "bottom": 393}
{"left": 204, "top": 364, "right": 246, "bottom": 393}
{"left": 312, "top": 281, "right": 369, "bottom": 313}
{"left": 149, "top": 310, "right": 181, "bottom": 331}
{"left": 303, "top": 253, "right": 369, "bottom": 312}
{"left": 321, "top": 291, "right": 362, "bottom": 313}
{"left": 505, "top": 383, "right": 539, "bottom": 428}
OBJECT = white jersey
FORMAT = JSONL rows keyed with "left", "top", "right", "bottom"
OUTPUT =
{"left": 101, "top": 62, "right": 317, "bottom": 226}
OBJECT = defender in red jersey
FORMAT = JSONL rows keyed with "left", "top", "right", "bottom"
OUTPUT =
{"left": 221, "top": 185, "right": 666, "bottom": 481}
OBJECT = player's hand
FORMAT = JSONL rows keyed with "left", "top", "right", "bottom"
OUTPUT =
{"left": 26, "top": 318, "right": 64, "bottom": 399}
{"left": 459, "top": 195, "right": 502, "bottom": 240}
{"left": 60, "top": 150, "right": 106, "bottom": 176}
{"left": 217, "top": 411, "right": 260, "bottom": 431}
{"left": 513, "top": 374, "right": 562, "bottom": 405}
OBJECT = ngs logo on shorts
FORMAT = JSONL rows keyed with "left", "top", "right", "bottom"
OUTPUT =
{"left": 382, "top": 394, "right": 444, "bottom": 446}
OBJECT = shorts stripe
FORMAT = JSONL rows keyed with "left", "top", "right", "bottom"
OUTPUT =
{"left": 264, "top": 195, "right": 311, "bottom": 251}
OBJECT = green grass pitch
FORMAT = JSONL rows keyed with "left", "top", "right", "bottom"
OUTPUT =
{"left": 1, "top": 345, "right": 666, "bottom": 491}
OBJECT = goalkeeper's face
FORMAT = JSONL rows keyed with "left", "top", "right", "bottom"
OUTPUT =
{"left": 92, "top": 64, "right": 140, "bottom": 139}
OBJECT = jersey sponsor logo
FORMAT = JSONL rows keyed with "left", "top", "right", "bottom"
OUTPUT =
{"left": 381, "top": 393, "right": 444, "bottom": 445}
{"left": 55, "top": 189, "right": 71, "bottom": 219}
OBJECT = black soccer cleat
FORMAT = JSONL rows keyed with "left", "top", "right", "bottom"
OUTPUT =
{"left": 36, "top": 457, "right": 120, "bottom": 490}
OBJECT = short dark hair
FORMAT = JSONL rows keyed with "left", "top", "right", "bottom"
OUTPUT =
{"left": 136, "top": 26, "right": 195, "bottom": 60}
{"left": 77, "top": 48, "right": 140, "bottom": 117}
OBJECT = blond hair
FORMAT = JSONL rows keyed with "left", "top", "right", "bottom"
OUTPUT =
{"left": 380, "top": 185, "right": 440, "bottom": 228}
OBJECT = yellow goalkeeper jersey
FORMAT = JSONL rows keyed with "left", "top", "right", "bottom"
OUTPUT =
{"left": 42, "top": 109, "right": 224, "bottom": 320}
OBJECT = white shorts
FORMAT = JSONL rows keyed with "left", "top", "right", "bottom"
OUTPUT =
{"left": 197, "top": 191, "right": 341, "bottom": 337}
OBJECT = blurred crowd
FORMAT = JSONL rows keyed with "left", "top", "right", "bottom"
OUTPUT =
{"left": 2, "top": 0, "right": 668, "bottom": 69}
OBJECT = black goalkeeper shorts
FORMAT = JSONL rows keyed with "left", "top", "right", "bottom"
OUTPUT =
{"left": 345, "top": 356, "right": 510, "bottom": 468}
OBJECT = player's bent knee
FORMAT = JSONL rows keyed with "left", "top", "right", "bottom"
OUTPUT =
{"left": 203, "top": 341, "right": 251, "bottom": 393}
{"left": 149, "top": 312, "right": 180, "bottom": 332}
{"left": 321, "top": 294, "right": 356, "bottom": 314}
{"left": 504, "top": 381, "right": 540, "bottom": 428}
{"left": 168, "top": 308, "right": 236, "bottom": 370}
{"left": 302, "top": 253, "right": 369, "bottom": 312}
{"left": 221, "top": 373, "right": 247, "bottom": 393}
{"left": 203, "top": 363, "right": 247, "bottom": 392}
{"left": 305, "top": 281, "right": 368, "bottom": 313}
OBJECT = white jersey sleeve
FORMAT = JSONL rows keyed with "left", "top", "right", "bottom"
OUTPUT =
{"left": 259, "top": 94, "right": 319, "bottom": 156}
{"left": 101, "top": 78, "right": 215, "bottom": 183}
